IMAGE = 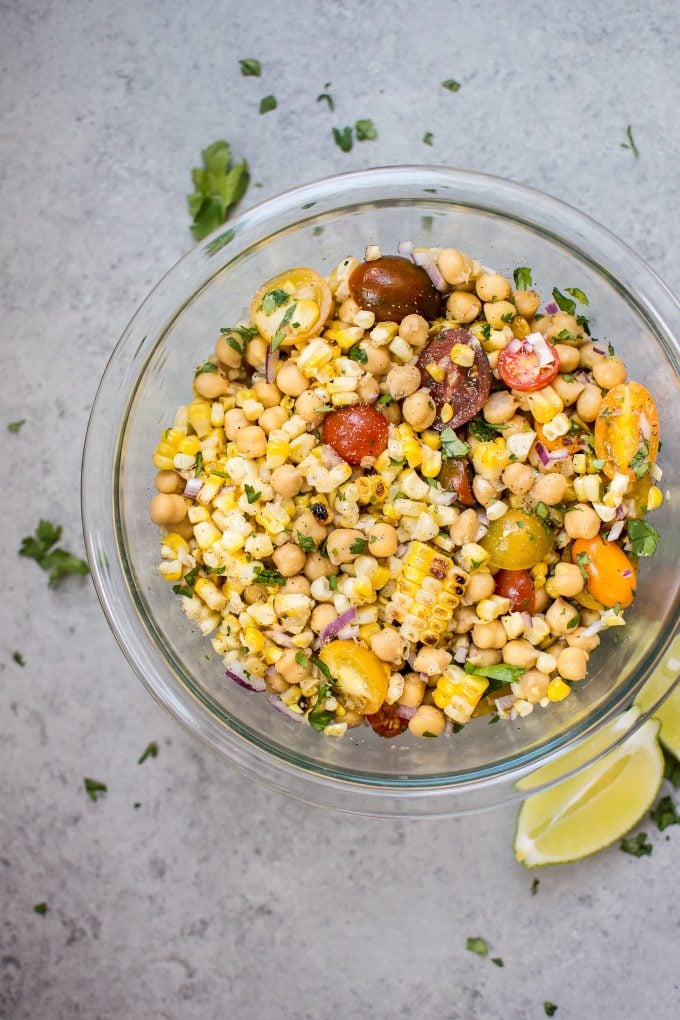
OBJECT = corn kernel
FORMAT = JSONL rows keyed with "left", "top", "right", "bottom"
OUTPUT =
{"left": 371, "top": 567, "right": 391, "bottom": 590}
{"left": 420, "top": 429, "right": 441, "bottom": 451}
{"left": 526, "top": 385, "right": 563, "bottom": 424}
{"left": 370, "top": 321, "right": 399, "bottom": 345}
{"left": 420, "top": 448, "right": 442, "bottom": 478}
{"left": 388, "top": 336, "right": 413, "bottom": 362}
{"left": 193, "top": 521, "right": 222, "bottom": 549}
{"left": 449, "top": 344, "right": 475, "bottom": 367}
{"left": 194, "top": 577, "right": 228, "bottom": 612}
{"left": 359, "top": 622, "right": 381, "bottom": 642}
{"left": 440, "top": 403, "right": 453, "bottom": 424}
{"left": 572, "top": 453, "right": 587, "bottom": 475}
{"left": 547, "top": 677, "right": 571, "bottom": 702}
{"left": 647, "top": 485, "right": 663, "bottom": 511}
{"left": 425, "top": 363, "right": 446, "bottom": 383}
{"left": 178, "top": 435, "right": 202, "bottom": 456}
{"left": 159, "top": 560, "right": 183, "bottom": 582}
{"left": 187, "top": 400, "right": 213, "bottom": 438}
{"left": 161, "top": 532, "right": 190, "bottom": 555}
{"left": 242, "top": 626, "right": 265, "bottom": 654}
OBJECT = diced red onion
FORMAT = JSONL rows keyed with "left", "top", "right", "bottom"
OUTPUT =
{"left": 267, "top": 695, "right": 305, "bottom": 722}
{"left": 536, "top": 442, "right": 551, "bottom": 467}
{"left": 412, "top": 249, "right": 435, "bottom": 267}
{"left": 622, "top": 568, "right": 633, "bottom": 578}
{"left": 607, "top": 520, "right": 625, "bottom": 541}
{"left": 526, "top": 332, "right": 557, "bottom": 367}
{"left": 338, "top": 624, "right": 360, "bottom": 641}
{"left": 477, "top": 511, "right": 490, "bottom": 528}
{"left": 454, "top": 645, "right": 468, "bottom": 664}
{"left": 615, "top": 502, "right": 625, "bottom": 520}
{"left": 444, "top": 720, "right": 453, "bottom": 736}
{"left": 545, "top": 301, "right": 559, "bottom": 315}
{"left": 495, "top": 694, "right": 516, "bottom": 711}
{"left": 226, "top": 668, "right": 266, "bottom": 693}
{"left": 397, "top": 543, "right": 409, "bottom": 556}
{"left": 184, "top": 477, "right": 203, "bottom": 499}
{"left": 320, "top": 607, "right": 357, "bottom": 644}
{"left": 592, "top": 345, "right": 605, "bottom": 355}
{"left": 265, "top": 345, "right": 279, "bottom": 384}
{"left": 506, "top": 337, "right": 522, "bottom": 354}
{"left": 577, "top": 370, "right": 591, "bottom": 384}
{"left": 397, "top": 239, "right": 414, "bottom": 256}
{"left": 548, "top": 448, "right": 570, "bottom": 461}
{"left": 580, "top": 619, "right": 605, "bottom": 638}
{"left": 406, "top": 649, "right": 418, "bottom": 669}
{"left": 425, "top": 261, "right": 449, "bottom": 293}
{"left": 639, "top": 412, "right": 651, "bottom": 441}
{"left": 396, "top": 704, "right": 417, "bottom": 720}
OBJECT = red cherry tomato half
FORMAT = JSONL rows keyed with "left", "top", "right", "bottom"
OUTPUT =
{"left": 321, "top": 404, "right": 389, "bottom": 465}
{"left": 438, "top": 456, "right": 475, "bottom": 506}
{"left": 497, "top": 337, "right": 559, "bottom": 392}
{"left": 416, "top": 327, "right": 492, "bottom": 428}
{"left": 493, "top": 569, "right": 536, "bottom": 614}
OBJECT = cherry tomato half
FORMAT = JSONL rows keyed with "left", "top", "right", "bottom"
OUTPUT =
{"left": 493, "top": 569, "right": 536, "bottom": 614}
{"left": 438, "top": 456, "right": 475, "bottom": 506}
{"left": 319, "top": 640, "right": 389, "bottom": 715}
{"left": 349, "top": 255, "right": 443, "bottom": 322}
{"left": 366, "top": 702, "right": 409, "bottom": 738}
{"left": 481, "top": 509, "right": 554, "bottom": 570}
{"left": 251, "top": 268, "right": 332, "bottom": 348}
{"left": 497, "top": 337, "right": 560, "bottom": 392}
{"left": 322, "top": 404, "right": 389, "bottom": 465}
{"left": 571, "top": 536, "right": 636, "bottom": 609}
{"left": 417, "top": 327, "right": 492, "bottom": 428}
{"left": 594, "top": 381, "right": 660, "bottom": 481}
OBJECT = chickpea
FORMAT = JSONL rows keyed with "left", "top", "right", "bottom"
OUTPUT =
{"left": 552, "top": 374, "right": 585, "bottom": 406}
{"left": 386, "top": 365, "right": 421, "bottom": 400}
{"left": 502, "top": 639, "right": 539, "bottom": 668}
{"left": 276, "top": 361, "right": 308, "bottom": 397}
{"left": 576, "top": 384, "right": 603, "bottom": 423}
{"left": 398, "top": 676, "right": 426, "bottom": 708}
{"left": 271, "top": 464, "right": 303, "bottom": 497}
{"left": 214, "top": 334, "right": 243, "bottom": 369}
{"left": 368, "top": 522, "right": 398, "bottom": 558}
{"left": 453, "top": 606, "right": 478, "bottom": 634}
{"left": 450, "top": 508, "right": 479, "bottom": 546}
{"left": 342, "top": 708, "right": 365, "bottom": 728}
{"left": 464, "top": 572, "right": 495, "bottom": 604}
{"left": 475, "top": 272, "right": 511, "bottom": 303}
{"left": 304, "top": 551, "right": 336, "bottom": 581}
{"left": 155, "top": 469, "right": 184, "bottom": 494}
{"left": 253, "top": 380, "right": 282, "bottom": 408}
{"left": 446, "top": 290, "right": 481, "bottom": 323}
{"left": 357, "top": 376, "right": 380, "bottom": 403}
{"left": 408, "top": 704, "right": 446, "bottom": 738}
{"left": 502, "top": 462, "right": 536, "bottom": 496}
{"left": 338, "top": 296, "right": 360, "bottom": 321}
{"left": 557, "top": 646, "right": 588, "bottom": 682}
{"left": 484, "top": 300, "right": 516, "bottom": 331}
{"left": 245, "top": 336, "right": 267, "bottom": 370}
{"left": 402, "top": 389, "right": 436, "bottom": 431}
{"left": 294, "top": 390, "right": 323, "bottom": 425}
{"left": 546, "top": 597, "right": 580, "bottom": 635}
{"left": 483, "top": 390, "right": 518, "bottom": 425}
{"left": 243, "top": 583, "right": 266, "bottom": 604}
{"left": 593, "top": 355, "right": 627, "bottom": 390}
{"left": 272, "top": 542, "right": 306, "bottom": 577}
{"left": 281, "top": 575, "right": 311, "bottom": 596}
{"left": 194, "top": 371, "right": 229, "bottom": 399}
{"left": 531, "top": 473, "right": 568, "bottom": 506}
{"left": 295, "top": 510, "right": 328, "bottom": 546}
{"left": 361, "top": 345, "right": 392, "bottom": 376}
{"left": 517, "top": 669, "right": 550, "bottom": 704}
{"left": 513, "top": 289, "right": 541, "bottom": 319}
{"left": 370, "top": 627, "right": 405, "bottom": 663}
{"left": 224, "top": 407, "right": 249, "bottom": 440}
{"left": 466, "top": 646, "right": 502, "bottom": 667}
{"left": 473, "top": 475, "right": 497, "bottom": 507}
{"left": 310, "top": 604, "right": 338, "bottom": 634}
{"left": 149, "top": 493, "right": 187, "bottom": 526}
{"left": 552, "top": 562, "right": 584, "bottom": 597}
{"left": 554, "top": 343, "right": 580, "bottom": 373}
{"left": 537, "top": 311, "right": 579, "bottom": 341}
{"left": 235, "top": 425, "right": 267, "bottom": 458}
{"left": 578, "top": 342, "right": 601, "bottom": 370}
{"left": 438, "top": 248, "right": 471, "bottom": 287}
{"left": 472, "top": 620, "right": 507, "bottom": 650}
{"left": 398, "top": 313, "right": 430, "bottom": 347}
{"left": 380, "top": 400, "right": 402, "bottom": 425}
{"left": 275, "top": 648, "right": 308, "bottom": 686}
{"left": 259, "top": 405, "right": 288, "bottom": 433}
{"left": 327, "top": 528, "right": 365, "bottom": 565}
{"left": 564, "top": 504, "right": 600, "bottom": 540}
{"left": 566, "top": 626, "right": 601, "bottom": 652}
{"left": 534, "top": 586, "right": 550, "bottom": 613}
{"left": 413, "top": 647, "right": 452, "bottom": 676}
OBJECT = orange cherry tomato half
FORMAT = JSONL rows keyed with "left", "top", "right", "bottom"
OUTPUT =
{"left": 571, "top": 536, "right": 636, "bottom": 609}
{"left": 497, "top": 337, "right": 560, "bottom": 392}
{"left": 493, "top": 569, "right": 536, "bottom": 614}
{"left": 534, "top": 420, "right": 584, "bottom": 456}
{"left": 319, "top": 640, "right": 389, "bottom": 715}
{"left": 322, "top": 404, "right": 389, "bottom": 465}
{"left": 594, "top": 381, "right": 660, "bottom": 481}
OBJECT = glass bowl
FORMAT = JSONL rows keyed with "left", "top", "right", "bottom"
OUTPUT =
{"left": 82, "top": 166, "right": 680, "bottom": 817}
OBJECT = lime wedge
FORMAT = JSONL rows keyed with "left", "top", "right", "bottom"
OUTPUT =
{"left": 514, "top": 716, "right": 663, "bottom": 867}
{"left": 635, "top": 634, "right": 680, "bottom": 758}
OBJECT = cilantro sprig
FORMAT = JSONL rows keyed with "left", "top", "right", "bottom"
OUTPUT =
{"left": 187, "top": 140, "right": 249, "bottom": 241}
{"left": 440, "top": 428, "right": 470, "bottom": 459}
{"left": 19, "top": 520, "right": 89, "bottom": 586}
{"left": 513, "top": 267, "right": 533, "bottom": 291}
{"left": 137, "top": 742, "right": 158, "bottom": 765}
{"left": 464, "top": 661, "right": 525, "bottom": 691}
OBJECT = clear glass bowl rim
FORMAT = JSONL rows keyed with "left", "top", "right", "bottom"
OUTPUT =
{"left": 82, "top": 165, "right": 680, "bottom": 817}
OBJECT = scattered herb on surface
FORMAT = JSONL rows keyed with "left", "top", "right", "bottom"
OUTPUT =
{"left": 332, "top": 126, "right": 353, "bottom": 152}
{"left": 650, "top": 795, "right": 679, "bottom": 831}
{"left": 466, "top": 937, "right": 488, "bottom": 956}
{"left": 551, "top": 287, "right": 576, "bottom": 316}
{"left": 187, "top": 140, "right": 249, "bottom": 241}
{"left": 531, "top": 878, "right": 540, "bottom": 895}
{"left": 664, "top": 749, "right": 680, "bottom": 788}
{"left": 355, "top": 118, "right": 377, "bottom": 141}
{"left": 621, "top": 124, "right": 639, "bottom": 158}
{"left": 513, "top": 267, "right": 532, "bottom": 290}
{"left": 137, "top": 742, "right": 158, "bottom": 765}
{"left": 8, "top": 420, "right": 25, "bottom": 433}
{"left": 565, "top": 287, "right": 589, "bottom": 306}
{"left": 423, "top": 132, "right": 433, "bottom": 145}
{"left": 544, "top": 1004, "right": 558, "bottom": 1017}
{"left": 442, "top": 79, "right": 461, "bottom": 92}
{"left": 34, "top": 902, "right": 48, "bottom": 915}
{"left": 84, "top": 777, "right": 107, "bottom": 802}
{"left": 620, "top": 831, "right": 652, "bottom": 857}
{"left": 317, "top": 84, "right": 334, "bottom": 111}
{"left": 259, "top": 95, "right": 277, "bottom": 114}
{"left": 12, "top": 651, "right": 25, "bottom": 667}
{"left": 535, "top": 502, "right": 550, "bottom": 521}
{"left": 491, "top": 957, "right": 504, "bottom": 967}
{"left": 239, "top": 58, "right": 261, "bottom": 77}
{"left": 19, "top": 520, "right": 89, "bottom": 586}
{"left": 261, "top": 288, "right": 289, "bottom": 314}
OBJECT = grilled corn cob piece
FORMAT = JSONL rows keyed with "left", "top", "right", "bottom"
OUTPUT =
{"left": 432, "top": 666, "right": 488, "bottom": 724}
{"left": 386, "top": 541, "right": 469, "bottom": 645}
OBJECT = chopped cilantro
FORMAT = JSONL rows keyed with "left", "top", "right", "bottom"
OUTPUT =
{"left": 239, "top": 58, "right": 261, "bottom": 77}
{"left": 187, "top": 140, "right": 249, "bottom": 241}
{"left": 84, "top": 777, "right": 107, "bottom": 802}
{"left": 565, "top": 287, "right": 589, "bottom": 306}
{"left": 253, "top": 566, "right": 285, "bottom": 587}
{"left": 479, "top": 322, "right": 491, "bottom": 340}
{"left": 535, "top": 501, "right": 550, "bottom": 521}
{"left": 544, "top": 1004, "right": 558, "bottom": 1017}
{"left": 12, "top": 651, "right": 25, "bottom": 667}
{"left": 607, "top": 341, "right": 616, "bottom": 357}
{"left": 194, "top": 360, "right": 219, "bottom": 377}
{"left": 442, "top": 79, "right": 461, "bottom": 92}
{"left": 8, "top": 419, "right": 25, "bottom": 433}
{"left": 466, "top": 936, "right": 488, "bottom": 956}
{"left": 664, "top": 749, "right": 680, "bottom": 788}
{"left": 627, "top": 518, "right": 659, "bottom": 558}
{"left": 467, "top": 417, "right": 497, "bottom": 442}
{"left": 500, "top": 311, "right": 514, "bottom": 323}
{"left": 377, "top": 394, "right": 394, "bottom": 405}
{"left": 328, "top": 574, "right": 338, "bottom": 591}
{"left": 530, "top": 878, "right": 539, "bottom": 895}
{"left": 575, "top": 551, "right": 591, "bottom": 582}
{"left": 311, "top": 656, "right": 336, "bottom": 685}
{"left": 440, "top": 428, "right": 470, "bottom": 459}
{"left": 314, "top": 405, "right": 334, "bottom": 413}
{"left": 552, "top": 288, "right": 576, "bottom": 316}
{"left": 621, "top": 124, "right": 639, "bottom": 158}
{"left": 19, "top": 520, "right": 89, "bottom": 586}
{"left": 620, "top": 831, "right": 652, "bottom": 857}
{"left": 308, "top": 683, "right": 334, "bottom": 731}
{"left": 348, "top": 345, "right": 368, "bottom": 364}
{"left": 271, "top": 302, "right": 298, "bottom": 352}
{"left": 137, "top": 741, "right": 158, "bottom": 765}
{"left": 261, "top": 288, "right": 289, "bottom": 314}
{"left": 172, "top": 584, "right": 194, "bottom": 598}
{"left": 350, "top": 537, "right": 368, "bottom": 555}
{"left": 464, "top": 661, "right": 525, "bottom": 690}
{"left": 650, "top": 795, "right": 679, "bottom": 831}
{"left": 317, "top": 88, "right": 334, "bottom": 111}
{"left": 491, "top": 957, "right": 504, "bottom": 968}
{"left": 355, "top": 118, "right": 377, "bottom": 141}
{"left": 421, "top": 731, "right": 437, "bottom": 738}
{"left": 194, "top": 451, "right": 203, "bottom": 477}
{"left": 576, "top": 314, "right": 591, "bottom": 334}
{"left": 513, "top": 267, "right": 533, "bottom": 291}
{"left": 244, "top": 484, "right": 262, "bottom": 504}
{"left": 556, "top": 329, "right": 576, "bottom": 341}
{"left": 488, "top": 714, "right": 500, "bottom": 725}
{"left": 205, "top": 564, "right": 225, "bottom": 575}
{"left": 259, "top": 94, "right": 277, "bottom": 114}
{"left": 222, "top": 324, "right": 258, "bottom": 343}
{"left": 332, "top": 126, "right": 353, "bottom": 152}
{"left": 295, "top": 651, "right": 309, "bottom": 668}
{"left": 297, "top": 531, "right": 316, "bottom": 553}
{"left": 34, "top": 902, "right": 48, "bottom": 915}
{"left": 629, "top": 441, "right": 649, "bottom": 480}
{"left": 423, "top": 131, "right": 433, "bottom": 146}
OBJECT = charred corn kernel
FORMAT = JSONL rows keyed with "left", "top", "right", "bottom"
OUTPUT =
{"left": 471, "top": 438, "right": 510, "bottom": 480}
{"left": 434, "top": 666, "right": 488, "bottom": 724}
{"left": 356, "top": 475, "right": 389, "bottom": 505}
{"left": 335, "top": 326, "right": 364, "bottom": 350}
{"left": 370, "top": 567, "right": 391, "bottom": 590}
{"left": 421, "top": 447, "right": 442, "bottom": 478}
{"left": 297, "top": 339, "right": 334, "bottom": 376}
{"left": 531, "top": 562, "right": 548, "bottom": 590}
{"left": 573, "top": 474, "right": 601, "bottom": 502}
{"left": 387, "top": 541, "right": 469, "bottom": 645}
{"left": 178, "top": 435, "right": 202, "bottom": 456}
{"left": 547, "top": 677, "right": 571, "bottom": 702}
{"left": 159, "top": 560, "right": 183, "bottom": 582}
{"left": 187, "top": 399, "right": 213, "bottom": 438}
{"left": 425, "top": 363, "right": 446, "bottom": 383}
{"left": 242, "top": 626, "right": 264, "bottom": 654}
{"left": 647, "top": 485, "right": 663, "bottom": 511}
{"left": 458, "top": 543, "right": 490, "bottom": 572}
{"left": 263, "top": 644, "right": 284, "bottom": 665}
{"left": 572, "top": 453, "right": 587, "bottom": 475}
{"left": 370, "top": 321, "right": 399, "bottom": 346}
{"left": 541, "top": 412, "right": 570, "bottom": 442}
{"left": 359, "top": 622, "right": 381, "bottom": 643}
{"left": 153, "top": 428, "right": 185, "bottom": 470}
{"left": 440, "top": 403, "right": 454, "bottom": 424}
{"left": 449, "top": 343, "right": 475, "bottom": 368}
{"left": 161, "top": 532, "right": 190, "bottom": 556}
{"left": 421, "top": 430, "right": 441, "bottom": 450}
{"left": 398, "top": 424, "right": 423, "bottom": 468}
{"left": 526, "top": 385, "right": 563, "bottom": 424}
{"left": 265, "top": 433, "right": 290, "bottom": 468}
{"left": 194, "top": 577, "right": 228, "bottom": 612}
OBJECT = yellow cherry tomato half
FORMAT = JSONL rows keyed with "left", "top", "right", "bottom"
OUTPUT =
{"left": 594, "top": 381, "right": 659, "bottom": 481}
{"left": 251, "top": 268, "right": 332, "bottom": 348}
{"left": 480, "top": 509, "right": 554, "bottom": 570}
{"left": 571, "top": 536, "right": 636, "bottom": 609}
{"left": 318, "top": 640, "right": 389, "bottom": 716}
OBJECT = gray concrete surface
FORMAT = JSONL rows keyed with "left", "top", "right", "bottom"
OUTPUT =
{"left": 1, "top": 1, "right": 679, "bottom": 1017}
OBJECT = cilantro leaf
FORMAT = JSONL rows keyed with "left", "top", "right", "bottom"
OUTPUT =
{"left": 544, "top": 1004, "right": 558, "bottom": 1017}
{"left": 172, "top": 584, "right": 195, "bottom": 598}
{"left": 317, "top": 90, "right": 334, "bottom": 111}
{"left": 84, "top": 777, "right": 107, "bottom": 802}
{"left": 440, "top": 428, "right": 470, "bottom": 459}
{"left": 442, "top": 79, "right": 461, "bottom": 92}
{"left": 194, "top": 360, "right": 218, "bottom": 377}
{"left": 19, "top": 520, "right": 89, "bottom": 586}
{"left": 626, "top": 518, "right": 659, "bottom": 558}
{"left": 650, "top": 795, "right": 679, "bottom": 831}
{"left": 137, "top": 741, "right": 158, "bottom": 765}
{"left": 311, "top": 657, "right": 336, "bottom": 685}
{"left": 308, "top": 683, "right": 334, "bottom": 732}
{"left": 467, "top": 417, "right": 496, "bottom": 442}
{"left": 355, "top": 118, "right": 377, "bottom": 141}
{"left": 565, "top": 287, "right": 589, "bottom": 306}
{"left": 34, "top": 902, "right": 48, "bottom": 915}
{"left": 531, "top": 878, "right": 540, "bottom": 895}
{"left": 349, "top": 537, "right": 368, "bottom": 555}
{"left": 576, "top": 313, "right": 591, "bottom": 335}
{"left": 294, "top": 651, "right": 309, "bottom": 668}
{"left": 244, "top": 484, "right": 262, "bottom": 504}
{"left": 332, "top": 126, "right": 353, "bottom": 152}
{"left": 491, "top": 957, "right": 504, "bottom": 967}
{"left": 259, "top": 94, "right": 277, "bottom": 114}
{"left": 664, "top": 749, "right": 680, "bottom": 788}
{"left": 348, "top": 345, "right": 368, "bottom": 364}
{"left": 270, "top": 302, "right": 297, "bottom": 352}
{"left": 12, "top": 651, "right": 25, "bottom": 667}
{"left": 552, "top": 288, "right": 576, "bottom": 316}
{"left": 465, "top": 936, "right": 488, "bottom": 956}
{"left": 464, "top": 661, "right": 526, "bottom": 691}
{"left": 621, "top": 124, "right": 639, "bottom": 158}
{"left": 297, "top": 531, "right": 316, "bottom": 553}
{"left": 620, "top": 831, "right": 652, "bottom": 857}
{"left": 194, "top": 451, "right": 203, "bottom": 477}
{"left": 575, "top": 551, "right": 591, "bottom": 582}
{"left": 513, "top": 267, "right": 533, "bottom": 290}
{"left": 629, "top": 441, "right": 649, "bottom": 479}
{"left": 187, "top": 140, "right": 249, "bottom": 241}
{"left": 535, "top": 501, "right": 550, "bottom": 521}
{"left": 261, "top": 288, "right": 289, "bottom": 314}
{"left": 253, "top": 566, "right": 285, "bottom": 588}
{"left": 239, "top": 58, "right": 261, "bottom": 77}
{"left": 423, "top": 132, "right": 433, "bottom": 146}
{"left": 8, "top": 419, "right": 25, "bottom": 433}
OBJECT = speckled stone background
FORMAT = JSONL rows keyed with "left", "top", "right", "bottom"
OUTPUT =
{"left": 1, "top": 1, "right": 679, "bottom": 1017}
